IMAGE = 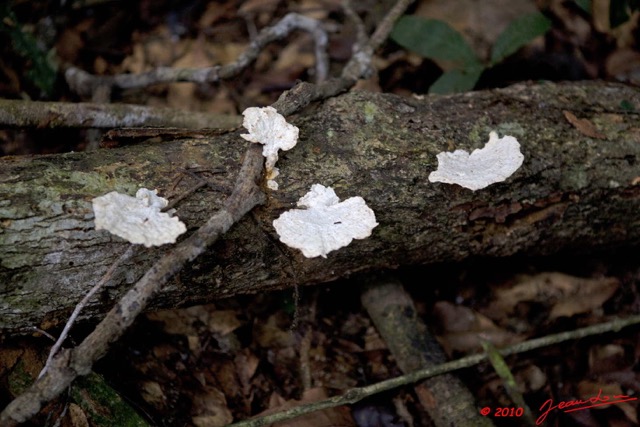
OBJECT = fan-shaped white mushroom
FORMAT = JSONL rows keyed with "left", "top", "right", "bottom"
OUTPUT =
{"left": 273, "top": 184, "right": 378, "bottom": 258}
{"left": 92, "top": 188, "right": 186, "bottom": 247}
{"left": 428, "top": 132, "right": 524, "bottom": 191}
{"left": 241, "top": 106, "right": 299, "bottom": 190}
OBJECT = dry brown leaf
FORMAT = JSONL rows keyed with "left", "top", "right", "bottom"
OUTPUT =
{"left": 122, "top": 42, "right": 149, "bottom": 75}
{"left": 549, "top": 0, "right": 594, "bottom": 51}
{"left": 56, "top": 28, "right": 85, "bottom": 64}
{"left": 363, "top": 325, "right": 387, "bottom": 351}
{"left": 166, "top": 36, "right": 215, "bottom": 110}
{"left": 63, "top": 403, "right": 89, "bottom": 427}
{"left": 6, "top": 346, "right": 44, "bottom": 397}
{"left": 261, "top": 388, "right": 355, "bottom": 427}
{"left": 187, "top": 335, "right": 201, "bottom": 355}
{"left": 296, "top": 0, "right": 341, "bottom": 20}
{"left": 0, "top": 347, "right": 22, "bottom": 377}
{"left": 198, "top": 0, "right": 237, "bottom": 29}
{"left": 592, "top": 0, "right": 610, "bottom": 33}
{"left": 239, "top": 0, "right": 281, "bottom": 17}
{"left": 594, "top": 0, "right": 640, "bottom": 46}
{"left": 254, "top": 313, "right": 295, "bottom": 348}
{"left": 488, "top": 272, "right": 619, "bottom": 321}
{"left": 606, "top": 48, "right": 640, "bottom": 85}
{"left": 144, "top": 30, "right": 184, "bottom": 67}
{"left": 549, "top": 279, "right": 619, "bottom": 319}
{"left": 273, "top": 37, "right": 316, "bottom": 73}
{"left": 433, "top": 301, "right": 522, "bottom": 354}
{"left": 363, "top": 349, "right": 390, "bottom": 380}
{"left": 310, "top": 343, "right": 359, "bottom": 390}
{"left": 235, "top": 350, "right": 260, "bottom": 396}
{"left": 589, "top": 344, "right": 628, "bottom": 375}
{"left": 513, "top": 364, "right": 547, "bottom": 393}
{"left": 208, "top": 310, "right": 243, "bottom": 335}
{"left": 146, "top": 305, "right": 241, "bottom": 337}
{"left": 563, "top": 110, "right": 606, "bottom": 139}
{"left": 211, "top": 358, "right": 243, "bottom": 399}
{"left": 191, "top": 386, "right": 233, "bottom": 427}
{"left": 140, "top": 381, "right": 167, "bottom": 410}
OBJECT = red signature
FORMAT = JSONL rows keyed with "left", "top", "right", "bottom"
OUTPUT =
{"left": 536, "top": 389, "right": 637, "bottom": 425}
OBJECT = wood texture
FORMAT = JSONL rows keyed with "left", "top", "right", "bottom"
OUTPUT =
{"left": 1, "top": 81, "right": 639, "bottom": 333}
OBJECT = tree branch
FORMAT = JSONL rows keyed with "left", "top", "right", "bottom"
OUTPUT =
{"left": 1, "top": 81, "right": 638, "bottom": 335}
{"left": 65, "top": 13, "right": 330, "bottom": 98}
{"left": 361, "top": 273, "right": 494, "bottom": 427}
{"left": 227, "top": 314, "right": 640, "bottom": 427}
{"left": 0, "top": 99, "right": 241, "bottom": 129}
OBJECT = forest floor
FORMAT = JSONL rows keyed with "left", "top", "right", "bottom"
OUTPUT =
{"left": 1, "top": 1, "right": 639, "bottom": 426}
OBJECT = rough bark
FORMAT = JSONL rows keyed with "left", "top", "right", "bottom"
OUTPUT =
{"left": 1, "top": 81, "right": 639, "bottom": 334}
{"left": 0, "top": 99, "right": 241, "bottom": 129}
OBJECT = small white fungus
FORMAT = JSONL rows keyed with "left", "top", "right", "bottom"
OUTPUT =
{"left": 428, "top": 131, "right": 524, "bottom": 191}
{"left": 266, "top": 167, "right": 280, "bottom": 190}
{"left": 92, "top": 188, "right": 186, "bottom": 247}
{"left": 240, "top": 106, "right": 299, "bottom": 189}
{"left": 273, "top": 184, "right": 378, "bottom": 258}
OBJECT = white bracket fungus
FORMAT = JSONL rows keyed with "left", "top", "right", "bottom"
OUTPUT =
{"left": 273, "top": 184, "right": 378, "bottom": 258}
{"left": 428, "top": 131, "right": 524, "bottom": 191}
{"left": 92, "top": 188, "right": 186, "bottom": 247}
{"left": 240, "top": 106, "right": 299, "bottom": 190}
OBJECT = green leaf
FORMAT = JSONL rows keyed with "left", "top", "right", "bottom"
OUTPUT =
{"left": 429, "top": 65, "right": 484, "bottom": 94}
{"left": 575, "top": 0, "right": 592, "bottom": 14}
{"left": 391, "top": 16, "right": 479, "bottom": 66}
{"left": 0, "top": 5, "right": 58, "bottom": 96}
{"left": 490, "top": 12, "right": 552, "bottom": 66}
{"left": 619, "top": 99, "right": 635, "bottom": 111}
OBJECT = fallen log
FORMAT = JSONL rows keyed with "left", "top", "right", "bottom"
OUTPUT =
{"left": 1, "top": 81, "right": 639, "bottom": 334}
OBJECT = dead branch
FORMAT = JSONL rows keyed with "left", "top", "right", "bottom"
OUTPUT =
{"left": 39, "top": 245, "right": 135, "bottom": 379}
{"left": 1, "top": 81, "right": 638, "bottom": 335}
{"left": 361, "top": 273, "right": 494, "bottom": 427}
{"left": 0, "top": 99, "right": 241, "bottom": 129}
{"left": 65, "top": 13, "right": 330, "bottom": 98}
{"left": 227, "top": 314, "right": 640, "bottom": 427}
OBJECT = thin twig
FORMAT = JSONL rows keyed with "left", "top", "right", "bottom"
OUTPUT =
{"left": 39, "top": 245, "right": 135, "bottom": 379}
{"left": 368, "top": 0, "right": 413, "bottom": 52}
{"left": 342, "top": 1, "right": 368, "bottom": 50}
{"left": 65, "top": 13, "right": 329, "bottom": 97}
{"left": 165, "top": 168, "right": 229, "bottom": 210}
{"left": 341, "top": 0, "right": 414, "bottom": 81}
{"left": 25, "top": 327, "right": 57, "bottom": 342}
{"left": 227, "top": 315, "right": 640, "bottom": 427}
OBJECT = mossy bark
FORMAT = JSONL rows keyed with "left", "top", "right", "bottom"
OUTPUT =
{"left": 1, "top": 81, "right": 639, "bottom": 334}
